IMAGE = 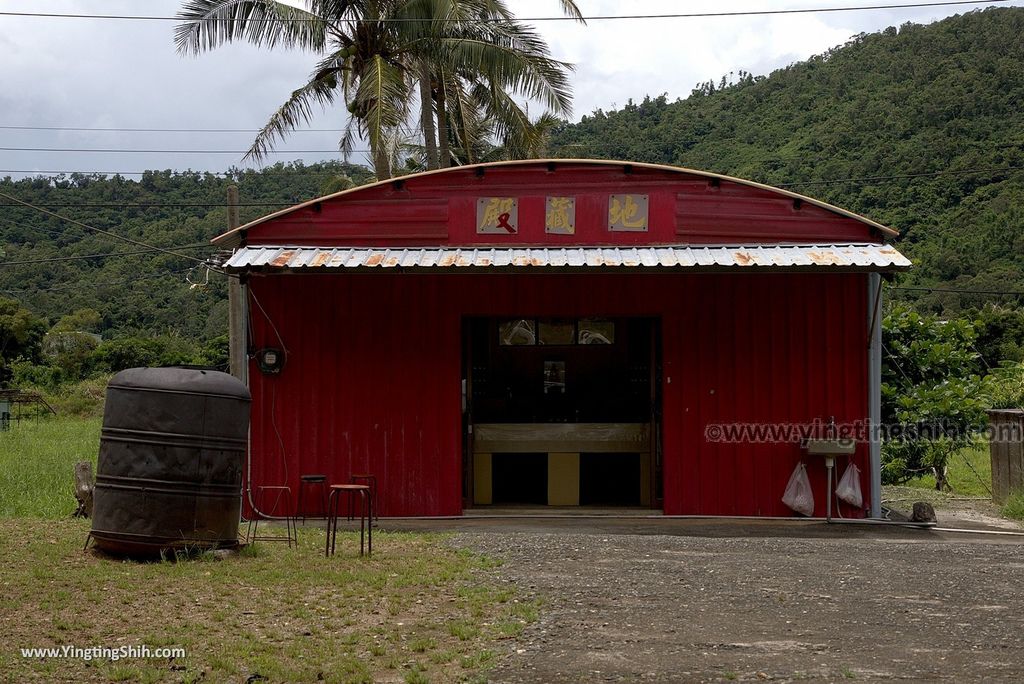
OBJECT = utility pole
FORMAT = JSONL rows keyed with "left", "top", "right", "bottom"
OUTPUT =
{"left": 226, "top": 185, "right": 246, "bottom": 382}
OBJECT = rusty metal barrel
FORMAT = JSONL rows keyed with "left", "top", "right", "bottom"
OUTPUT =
{"left": 90, "top": 368, "right": 251, "bottom": 556}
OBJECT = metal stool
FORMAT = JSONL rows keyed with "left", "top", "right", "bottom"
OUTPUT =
{"left": 350, "top": 473, "right": 378, "bottom": 521}
{"left": 297, "top": 474, "right": 329, "bottom": 524}
{"left": 325, "top": 484, "right": 372, "bottom": 557}
{"left": 247, "top": 485, "right": 296, "bottom": 548}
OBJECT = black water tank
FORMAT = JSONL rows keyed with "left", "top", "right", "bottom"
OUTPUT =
{"left": 90, "top": 368, "right": 251, "bottom": 556}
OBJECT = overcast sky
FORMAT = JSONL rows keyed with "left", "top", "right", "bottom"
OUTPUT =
{"left": 1, "top": 0, "right": 1017, "bottom": 178}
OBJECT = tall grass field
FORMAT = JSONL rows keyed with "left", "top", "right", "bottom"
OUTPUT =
{"left": 0, "top": 417, "right": 101, "bottom": 518}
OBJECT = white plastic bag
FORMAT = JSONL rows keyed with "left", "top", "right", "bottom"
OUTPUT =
{"left": 782, "top": 462, "right": 815, "bottom": 516}
{"left": 836, "top": 462, "right": 864, "bottom": 508}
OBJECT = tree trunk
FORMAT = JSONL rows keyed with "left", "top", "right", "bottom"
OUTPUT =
{"left": 934, "top": 465, "right": 948, "bottom": 491}
{"left": 436, "top": 68, "right": 451, "bottom": 168}
{"left": 418, "top": 61, "right": 439, "bottom": 170}
{"left": 373, "top": 145, "right": 391, "bottom": 181}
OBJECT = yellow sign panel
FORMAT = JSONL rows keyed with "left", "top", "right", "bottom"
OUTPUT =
{"left": 608, "top": 194, "right": 649, "bottom": 232}
{"left": 476, "top": 197, "right": 518, "bottom": 234}
{"left": 545, "top": 196, "right": 575, "bottom": 234}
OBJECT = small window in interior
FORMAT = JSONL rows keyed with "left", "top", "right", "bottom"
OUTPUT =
{"left": 499, "top": 319, "right": 536, "bottom": 346}
{"left": 578, "top": 319, "right": 615, "bottom": 345}
{"left": 538, "top": 319, "right": 576, "bottom": 345}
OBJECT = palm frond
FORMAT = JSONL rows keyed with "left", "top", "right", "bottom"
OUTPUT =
{"left": 555, "top": 0, "right": 585, "bottom": 23}
{"left": 175, "top": 0, "right": 328, "bottom": 55}
{"left": 354, "top": 54, "right": 411, "bottom": 152}
{"left": 439, "top": 20, "right": 574, "bottom": 115}
{"left": 446, "top": 78, "right": 493, "bottom": 164}
{"left": 245, "top": 68, "right": 343, "bottom": 161}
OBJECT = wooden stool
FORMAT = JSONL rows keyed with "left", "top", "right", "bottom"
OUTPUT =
{"left": 350, "top": 473, "right": 378, "bottom": 521}
{"left": 325, "top": 484, "right": 372, "bottom": 557}
{"left": 247, "top": 485, "right": 296, "bottom": 548}
{"left": 297, "top": 474, "right": 329, "bottom": 524}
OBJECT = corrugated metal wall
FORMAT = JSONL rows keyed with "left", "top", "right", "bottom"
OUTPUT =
{"left": 246, "top": 271, "right": 868, "bottom": 518}
{"left": 242, "top": 162, "right": 882, "bottom": 248}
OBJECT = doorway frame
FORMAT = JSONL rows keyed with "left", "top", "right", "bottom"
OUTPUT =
{"left": 460, "top": 315, "right": 664, "bottom": 510}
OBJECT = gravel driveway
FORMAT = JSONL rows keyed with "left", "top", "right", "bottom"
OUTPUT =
{"left": 440, "top": 520, "right": 1024, "bottom": 682}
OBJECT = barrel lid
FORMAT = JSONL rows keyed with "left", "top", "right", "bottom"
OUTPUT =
{"left": 109, "top": 367, "right": 251, "bottom": 400}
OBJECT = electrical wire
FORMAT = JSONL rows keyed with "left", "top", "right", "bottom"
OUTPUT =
{"left": 248, "top": 288, "right": 289, "bottom": 357}
{"left": 0, "top": 244, "right": 216, "bottom": 267}
{"left": 0, "top": 190, "right": 218, "bottom": 268}
{"left": 0, "top": 267, "right": 196, "bottom": 294}
{"left": 0, "top": 168, "right": 354, "bottom": 177}
{"left": 890, "top": 285, "right": 1024, "bottom": 296}
{"left": 2, "top": 163, "right": 1020, "bottom": 187}
{"left": 0, "top": 125, "right": 347, "bottom": 133}
{"left": 0, "top": 201, "right": 298, "bottom": 208}
{"left": 0, "top": 147, "right": 364, "bottom": 154}
{"left": 0, "top": 1, "right": 1008, "bottom": 22}
{"left": 778, "top": 164, "right": 1023, "bottom": 187}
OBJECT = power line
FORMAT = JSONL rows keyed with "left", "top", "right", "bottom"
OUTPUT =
{"left": 0, "top": 1, "right": 1008, "bottom": 22}
{"left": 0, "top": 169, "right": 356, "bottom": 177}
{"left": 0, "top": 147, "right": 364, "bottom": 154}
{"left": 890, "top": 285, "right": 1024, "bottom": 296}
{"left": 0, "top": 244, "right": 216, "bottom": 267}
{"left": 0, "top": 125, "right": 345, "bottom": 133}
{"left": 2, "top": 162, "right": 1019, "bottom": 188}
{"left": 0, "top": 201, "right": 298, "bottom": 208}
{"left": 0, "top": 191, "right": 217, "bottom": 268}
{"left": 778, "top": 165, "right": 1024, "bottom": 187}
{"left": 1, "top": 268, "right": 197, "bottom": 295}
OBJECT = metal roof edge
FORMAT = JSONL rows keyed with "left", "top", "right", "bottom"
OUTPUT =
{"left": 224, "top": 243, "right": 912, "bottom": 272}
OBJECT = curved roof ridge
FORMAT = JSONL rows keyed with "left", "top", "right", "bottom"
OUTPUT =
{"left": 212, "top": 158, "right": 898, "bottom": 246}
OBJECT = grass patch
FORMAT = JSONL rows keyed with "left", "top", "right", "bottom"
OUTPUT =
{"left": 0, "top": 416, "right": 101, "bottom": 518}
{"left": 1, "top": 416, "right": 535, "bottom": 682}
{"left": 904, "top": 444, "right": 992, "bottom": 497}
{"left": 1002, "top": 491, "right": 1024, "bottom": 520}
{"left": 2, "top": 519, "right": 521, "bottom": 683}
{"left": 448, "top": 620, "right": 481, "bottom": 641}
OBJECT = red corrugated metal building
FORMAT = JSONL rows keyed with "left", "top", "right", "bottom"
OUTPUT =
{"left": 217, "top": 160, "right": 909, "bottom": 519}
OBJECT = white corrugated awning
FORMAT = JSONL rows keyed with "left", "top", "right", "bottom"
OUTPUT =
{"left": 224, "top": 243, "right": 911, "bottom": 271}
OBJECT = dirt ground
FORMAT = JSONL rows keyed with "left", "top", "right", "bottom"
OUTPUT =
{"left": 395, "top": 507, "right": 1024, "bottom": 683}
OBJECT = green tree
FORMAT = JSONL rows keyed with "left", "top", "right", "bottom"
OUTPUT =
{"left": 89, "top": 335, "right": 201, "bottom": 374}
{"left": 0, "top": 297, "right": 47, "bottom": 387}
{"left": 50, "top": 308, "right": 102, "bottom": 334}
{"left": 881, "top": 304, "right": 990, "bottom": 490}
{"left": 175, "top": 0, "right": 577, "bottom": 179}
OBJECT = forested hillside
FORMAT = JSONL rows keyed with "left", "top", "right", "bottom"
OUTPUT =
{"left": 0, "top": 162, "right": 373, "bottom": 340}
{"left": 551, "top": 7, "right": 1024, "bottom": 314}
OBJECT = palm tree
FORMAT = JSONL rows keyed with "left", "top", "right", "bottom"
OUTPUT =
{"left": 405, "top": 0, "right": 582, "bottom": 169}
{"left": 175, "top": 0, "right": 580, "bottom": 180}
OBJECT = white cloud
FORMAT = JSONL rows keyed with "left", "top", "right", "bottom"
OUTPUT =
{"left": 0, "top": 0, "right": 1018, "bottom": 176}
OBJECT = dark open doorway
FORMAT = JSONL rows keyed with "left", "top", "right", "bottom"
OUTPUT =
{"left": 462, "top": 317, "right": 662, "bottom": 510}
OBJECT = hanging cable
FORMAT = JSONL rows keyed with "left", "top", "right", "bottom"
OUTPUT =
{"left": 0, "top": 1, "right": 1008, "bottom": 22}
{"left": 0, "top": 190, "right": 220, "bottom": 269}
{"left": 0, "top": 244, "right": 214, "bottom": 267}
{"left": 0, "top": 268, "right": 195, "bottom": 294}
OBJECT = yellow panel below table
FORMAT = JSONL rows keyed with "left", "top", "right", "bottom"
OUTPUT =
{"left": 548, "top": 452, "right": 580, "bottom": 506}
{"left": 474, "top": 453, "right": 492, "bottom": 505}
